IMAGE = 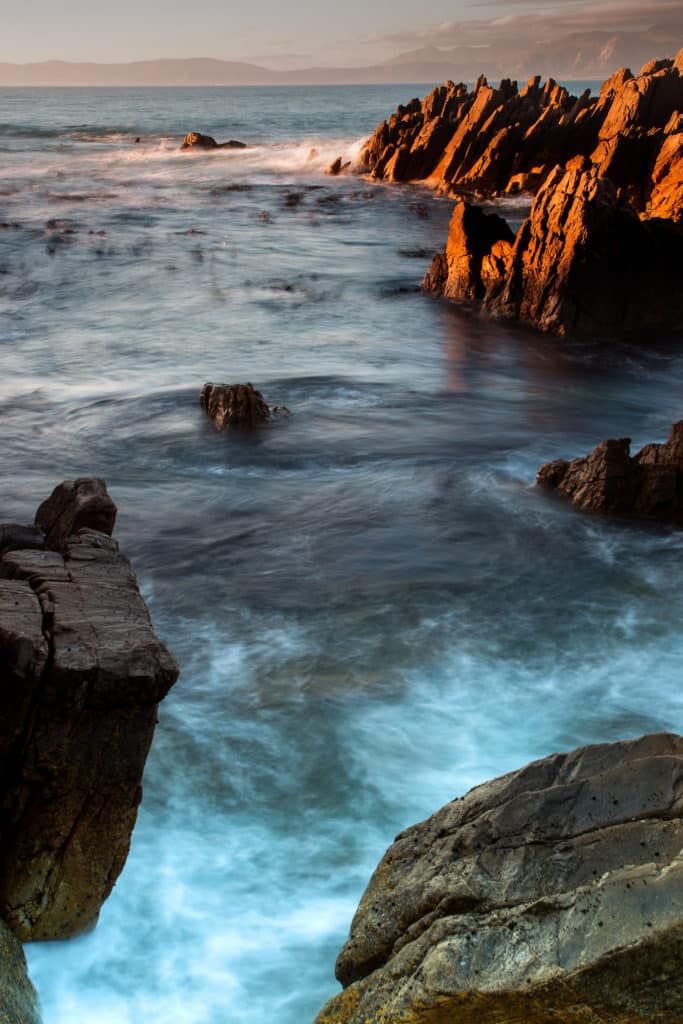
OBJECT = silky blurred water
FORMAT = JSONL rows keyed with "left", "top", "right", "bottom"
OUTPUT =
{"left": 1, "top": 84, "right": 682, "bottom": 1024}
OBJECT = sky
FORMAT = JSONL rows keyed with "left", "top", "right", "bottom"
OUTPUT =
{"left": 3, "top": 0, "right": 681, "bottom": 67}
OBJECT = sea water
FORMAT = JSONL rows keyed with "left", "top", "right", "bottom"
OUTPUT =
{"left": 1, "top": 84, "right": 682, "bottom": 1023}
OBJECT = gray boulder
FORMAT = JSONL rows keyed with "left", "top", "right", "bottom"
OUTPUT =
{"left": 316, "top": 733, "right": 683, "bottom": 1024}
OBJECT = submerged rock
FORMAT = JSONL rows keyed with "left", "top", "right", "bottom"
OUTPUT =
{"left": 537, "top": 419, "right": 683, "bottom": 520}
{"left": 0, "top": 479, "right": 179, "bottom": 941}
{"left": 0, "top": 919, "right": 40, "bottom": 1024}
{"left": 180, "top": 131, "right": 247, "bottom": 150}
{"left": 424, "top": 163, "right": 683, "bottom": 338}
{"left": 200, "top": 382, "right": 273, "bottom": 429}
{"left": 316, "top": 733, "right": 683, "bottom": 1024}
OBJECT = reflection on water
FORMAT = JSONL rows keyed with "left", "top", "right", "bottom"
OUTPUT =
{"left": 0, "top": 86, "right": 681, "bottom": 1024}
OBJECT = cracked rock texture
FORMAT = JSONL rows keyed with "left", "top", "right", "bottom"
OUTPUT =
{"left": 0, "top": 479, "right": 179, "bottom": 941}
{"left": 0, "top": 919, "right": 39, "bottom": 1024}
{"left": 537, "top": 419, "right": 683, "bottom": 520}
{"left": 315, "top": 733, "right": 683, "bottom": 1024}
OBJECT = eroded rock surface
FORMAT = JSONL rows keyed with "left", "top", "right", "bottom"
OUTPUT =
{"left": 0, "top": 919, "right": 40, "bottom": 1024}
{"left": 424, "top": 163, "right": 683, "bottom": 338}
{"left": 537, "top": 419, "right": 683, "bottom": 520}
{"left": 200, "top": 382, "right": 273, "bottom": 429}
{"left": 316, "top": 733, "right": 683, "bottom": 1024}
{"left": 0, "top": 479, "right": 179, "bottom": 941}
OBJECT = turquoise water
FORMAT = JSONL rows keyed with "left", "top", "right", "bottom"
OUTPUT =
{"left": 1, "top": 84, "right": 681, "bottom": 1023}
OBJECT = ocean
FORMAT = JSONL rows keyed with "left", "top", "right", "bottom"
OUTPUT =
{"left": 1, "top": 84, "right": 682, "bottom": 1024}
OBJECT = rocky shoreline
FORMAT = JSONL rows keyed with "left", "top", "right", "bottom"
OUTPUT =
{"left": 356, "top": 51, "right": 683, "bottom": 338}
{"left": 0, "top": 480, "right": 178, "bottom": 1016}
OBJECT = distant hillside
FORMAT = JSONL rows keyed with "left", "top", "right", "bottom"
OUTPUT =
{"left": 0, "top": 31, "right": 679, "bottom": 88}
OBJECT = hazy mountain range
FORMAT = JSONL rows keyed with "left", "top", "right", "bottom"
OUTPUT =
{"left": 1, "top": 7, "right": 680, "bottom": 86}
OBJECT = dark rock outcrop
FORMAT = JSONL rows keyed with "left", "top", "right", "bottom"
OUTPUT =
{"left": 200, "top": 382, "right": 272, "bottom": 429}
{"left": 327, "top": 157, "right": 351, "bottom": 176}
{"left": 0, "top": 919, "right": 40, "bottom": 1024}
{"left": 537, "top": 419, "right": 683, "bottom": 520}
{"left": 316, "top": 733, "right": 683, "bottom": 1024}
{"left": 0, "top": 479, "right": 179, "bottom": 941}
{"left": 180, "top": 131, "right": 247, "bottom": 150}
{"left": 360, "top": 53, "right": 683, "bottom": 209}
{"left": 424, "top": 163, "right": 683, "bottom": 338}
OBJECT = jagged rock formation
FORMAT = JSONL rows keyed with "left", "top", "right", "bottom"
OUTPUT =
{"left": 0, "top": 479, "right": 179, "bottom": 941}
{"left": 180, "top": 131, "right": 247, "bottom": 150}
{"left": 360, "top": 52, "right": 683, "bottom": 208}
{"left": 423, "top": 161, "right": 683, "bottom": 337}
{"left": 315, "top": 733, "right": 683, "bottom": 1024}
{"left": 364, "top": 52, "right": 683, "bottom": 338}
{"left": 200, "top": 382, "right": 273, "bottom": 429}
{"left": 0, "top": 919, "right": 40, "bottom": 1024}
{"left": 537, "top": 419, "right": 683, "bottom": 520}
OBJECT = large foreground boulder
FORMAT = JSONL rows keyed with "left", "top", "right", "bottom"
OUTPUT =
{"left": 424, "top": 163, "right": 683, "bottom": 338}
{"left": 0, "top": 479, "right": 179, "bottom": 941}
{"left": 0, "top": 919, "right": 39, "bottom": 1024}
{"left": 537, "top": 419, "right": 683, "bottom": 520}
{"left": 316, "top": 733, "right": 683, "bottom": 1024}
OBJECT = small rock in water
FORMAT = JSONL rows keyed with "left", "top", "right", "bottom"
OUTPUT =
{"left": 200, "top": 382, "right": 273, "bottom": 429}
{"left": 181, "top": 131, "right": 247, "bottom": 151}
{"left": 326, "top": 156, "right": 350, "bottom": 176}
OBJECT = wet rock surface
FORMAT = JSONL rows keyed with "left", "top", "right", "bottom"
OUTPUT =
{"left": 316, "top": 733, "right": 683, "bottom": 1024}
{"left": 200, "top": 382, "right": 273, "bottom": 429}
{"left": 537, "top": 419, "right": 683, "bottom": 520}
{"left": 0, "top": 479, "right": 179, "bottom": 941}
{"left": 0, "top": 919, "right": 40, "bottom": 1024}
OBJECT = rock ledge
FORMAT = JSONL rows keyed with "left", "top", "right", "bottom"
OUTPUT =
{"left": 0, "top": 478, "right": 179, "bottom": 941}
